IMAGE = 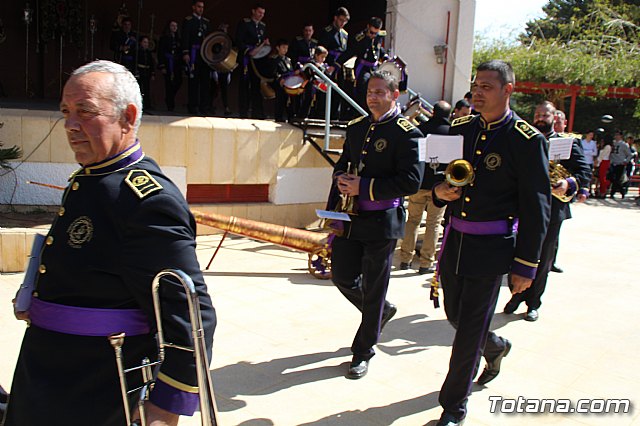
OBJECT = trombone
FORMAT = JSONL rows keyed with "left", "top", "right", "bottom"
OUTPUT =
{"left": 108, "top": 269, "right": 218, "bottom": 426}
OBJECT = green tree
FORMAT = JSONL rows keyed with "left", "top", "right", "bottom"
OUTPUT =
{"left": 474, "top": 0, "right": 640, "bottom": 133}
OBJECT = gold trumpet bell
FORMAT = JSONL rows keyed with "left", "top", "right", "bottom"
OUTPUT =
{"left": 445, "top": 159, "right": 475, "bottom": 187}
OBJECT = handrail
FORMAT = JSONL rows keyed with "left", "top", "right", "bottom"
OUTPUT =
{"left": 302, "top": 63, "right": 368, "bottom": 150}
{"left": 406, "top": 88, "right": 434, "bottom": 114}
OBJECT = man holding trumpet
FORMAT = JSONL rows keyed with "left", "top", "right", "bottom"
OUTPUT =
{"left": 431, "top": 60, "right": 550, "bottom": 426}
{"left": 7, "top": 60, "right": 216, "bottom": 426}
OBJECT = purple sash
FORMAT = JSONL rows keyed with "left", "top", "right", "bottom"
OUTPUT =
{"left": 358, "top": 198, "right": 401, "bottom": 211}
{"left": 450, "top": 216, "right": 519, "bottom": 235}
{"left": 354, "top": 59, "right": 377, "bottom": 81}
{"left": 29, "top": 297, "right": 151, "bottom": 337}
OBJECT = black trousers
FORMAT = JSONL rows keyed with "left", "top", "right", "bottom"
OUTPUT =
{"left": 163, "top": 71, "right": 182, "bottom": 111}
{"left": 330, "top": 236, "right": 396, "bottom": 360}
{"left": 439, "top": 270, "right": 507, "bottom": 420}
{"left": 510, "top": 219, "right": 562, "bottom": 310}
{"left": 238, "top": 65, "right": 264, "bottom": 119}
{"left": 187, "top": 61, "right": 211, "bottom": 115}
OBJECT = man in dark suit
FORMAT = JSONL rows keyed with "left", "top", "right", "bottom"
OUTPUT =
{"left": 235, "top": 3, "right": 268, "bottom": 119}
{"left": 504, "top": 101, "right": 591, "bottom": 321}
{"left": 6, "top": 60, "right": 216, "bottom": 426}
{"left": 431, "top": 60, "right": 551, "bottom": 426}
{"left": 328, "top": 71, "right": 423, "bottom": 380}
{"left": 181, "top": 0, "right": 212, "bottom": 115}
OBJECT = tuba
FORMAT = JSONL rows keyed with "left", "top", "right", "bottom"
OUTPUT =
{"left": 108, "top": 269, "right": 218, "bottom": 426}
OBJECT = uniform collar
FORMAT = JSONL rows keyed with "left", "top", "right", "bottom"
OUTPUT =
{"left": 78, "top": 140, "right": 144, "bottom": 175}
{"left": 478, "top": 109, "right": 512, "bottom": 131}
{"left": 371, "top": 103, "right": 400, "bottom": 124}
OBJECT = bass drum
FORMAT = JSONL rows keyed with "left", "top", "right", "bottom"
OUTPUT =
{"left": 201, "top": 31, "right": 239, "bottom": 72}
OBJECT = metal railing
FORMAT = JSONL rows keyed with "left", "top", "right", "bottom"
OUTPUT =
{"left": 406, "top": 88, "right": 434, "bottom": 114}
{"left": 302, "top": 63, "right": 368, "bottom": 150}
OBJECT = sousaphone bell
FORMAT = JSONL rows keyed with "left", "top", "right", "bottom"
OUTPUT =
{"left": 201, "top": 31, "right": 238, "bottom": 73}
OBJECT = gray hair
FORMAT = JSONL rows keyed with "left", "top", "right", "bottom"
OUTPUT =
{"left": 71, "top": 60, "right": 143, "bottom": 133}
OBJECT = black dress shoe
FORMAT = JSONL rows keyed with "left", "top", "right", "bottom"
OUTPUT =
{"left": 399, "top": 262, "right": 410, "bottom": 270}
{"left": 346, "top": 359, "right": 369, "bottom": 379}
{"left": 435, "top": 412, "right": 465, "bottom": 426}
{"left": 550, "top": 265, "right": 563, "bottom": 273}
{"left": 418, "top": 266, "right": 435, "bottom": 275}
{"left": 381, "top": 304, "right": 397, "bottom": 330}
{"left": 524, "top": 309, "right": 539, "bottom": 322}
{"left": 477, "top": 339, "right": 512, "bottom": 385}
{"left": 503, "top": 298, "right": 519, "bottom": 314}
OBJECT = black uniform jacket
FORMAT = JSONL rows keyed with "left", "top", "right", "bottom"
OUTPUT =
{"left": 235, "top": 17, "right": 267, "bottom": 58}
{"left": 336, "top": 28, "right": 387, "bottom": 68}
{"left": 318, "top": 24, "right": 348, "bottom": 65}
{"left": 438, "top": 111, "right": 551, "bottom": 277}
{"left": 181, "top": 14, "right": 211, "bottom": 58}
{"left": 331, "top": 110, "right": 424, "bottom": 240}
{"left": 288, "top": 35, "right": 317, "bottom": 65}
{"left": 158, "top": 33, "right": 182, "bottom": 72}
{"left": 8, "top": 142, "right": 216, "bottom": 423}
{"left": 269, "top": 54, "right": 294, "bottom": 81}
{"left": 548, "top": 131, "right": 592, "bottom": 223}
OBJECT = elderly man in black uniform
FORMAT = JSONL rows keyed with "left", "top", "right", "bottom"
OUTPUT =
{"left": 318, "top": 7, "right": 350, "bottom": 120}
{"left": 182, "top": 0, "right": 211, "bottom": 115}
{"left": 504, "top": 101, "right": 591, "bottom": 322}
{"left": 235, "top": 3, "right": 268, "bottom": 119}
{"left": 6, "top": 60, "right": 216, "bottom": 426}
{"left": 431, "top": 60, "right": 551, "bottom": 426}
{"left": 329, "top": 71, "right": 423, "bottom": 380}
{"left": 337, "top": 16, "right": 388, "bottom": 112}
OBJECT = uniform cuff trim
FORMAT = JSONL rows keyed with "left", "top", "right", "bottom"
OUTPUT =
{"left": 150, "top": 376, "right": 199, "bottom": 416}
{"left": 157, "top": 372, "right": 198, "bottom": 393}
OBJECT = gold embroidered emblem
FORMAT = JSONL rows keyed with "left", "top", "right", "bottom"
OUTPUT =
{"left": 451, "top": 115, "right": 474, "bottom": 127}
{"left": 484, "top": 153, "right": 502, "bottom": 170}
{"left": 125, "top": 170, "right": 163, "bottom": 199}
{"left": 67, "top": 216, "right": 93, "bottom": 248}
{"left": 348, "top": 115, "right": 366, "bottom": 126}
{"left": 374, "top": 138, "right": 388, "bottom": 152}
{"left": 515, "top": 120, "right": 539, "bottom": 140}
{"left": 396, "top": 117, "right": 415, "bottom": 132}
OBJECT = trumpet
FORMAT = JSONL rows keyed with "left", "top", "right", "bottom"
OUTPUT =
{"left": 338, "top": 163, "right": 359, "bottom": 215}
{"left": 444, "top": 159, "right": 475, "bottom": 187}
{"left": 108, "top": 269, "right": 218, "bottom": 426}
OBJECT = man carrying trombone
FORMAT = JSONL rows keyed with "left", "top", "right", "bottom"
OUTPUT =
{"left": 7, "top": 60, "right": 216, "bottom": 426}
{"left": 431, "top": 60, "right": 550, "bottom": 426}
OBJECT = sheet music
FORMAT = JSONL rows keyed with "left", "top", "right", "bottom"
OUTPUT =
{"left": 316, "top": 209, "right": 352, "bottom": 221}
{"left": 548, "top": 137, "right": 573, "bottom": 161}
{"left": 419, "top": 134, "right": 464, "bottom": 164}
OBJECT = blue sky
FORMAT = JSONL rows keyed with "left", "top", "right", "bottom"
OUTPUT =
{"left": 474, "top": 0, "right": 548, "bottom": 41}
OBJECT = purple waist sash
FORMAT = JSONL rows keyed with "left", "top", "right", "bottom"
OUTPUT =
{"left": 358, "top": 197, "right": 401, "bottom": 211}
{"left": 189, "top": 44, "right": 201, "bottom": 66}
{"left": 29, "top": 297, "right": 151, "bottom": 337}
{"left": 355, "top": 59, "right": 377, "bottom": 80}
{"left": 450, "top": 216, "right": 519, "bottom": 235}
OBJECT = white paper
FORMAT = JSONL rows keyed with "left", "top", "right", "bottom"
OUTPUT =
{"left": 423, "top": 134, "right": 464, "bottom": 164}
{"left": 548, "top": 137, "right": 573, "bottom": 161}
{"left": 418, "top": 137, "right": 427, "bottom": 162}
{"left": 315, "top": 209, "right": 352, "bottom": 221}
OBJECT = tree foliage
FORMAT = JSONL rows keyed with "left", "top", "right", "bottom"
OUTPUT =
{"left": 473, "top": 0, "right": 640, "bottom": 133}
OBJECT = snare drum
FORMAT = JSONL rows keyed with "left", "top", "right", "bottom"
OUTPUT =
{"left": 283, "top": 75, "right": 306, "bottom": 96}
{"left": 378, "top": 56, "right": 408, "bottom": 91}
{"left": 312, "top": 78, "right": 328, "bottom": 93}
{"left": 252, "top": 44, "right": 272, "bottom": 59}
